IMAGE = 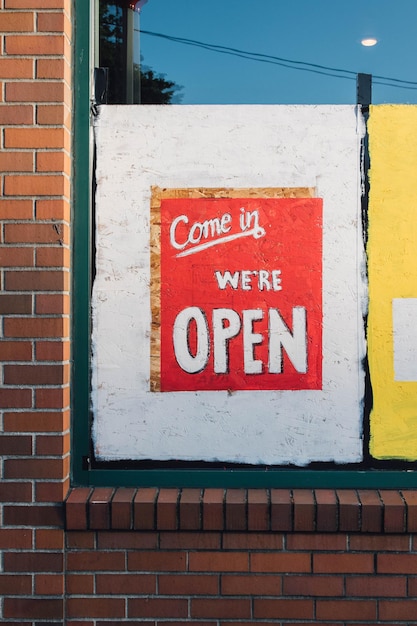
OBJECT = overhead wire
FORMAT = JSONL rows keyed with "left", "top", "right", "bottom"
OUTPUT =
{"left": 140, "top": 29, "right": 417, "bottom": 91}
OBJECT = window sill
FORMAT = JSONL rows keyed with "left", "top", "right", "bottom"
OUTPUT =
{"left": 65, "top": 488, "right": 417, "bottom": 533}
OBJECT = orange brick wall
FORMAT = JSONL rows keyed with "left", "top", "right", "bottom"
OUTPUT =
{"left": 1, "top": 2, "right": 417, "bottom": 625}
{"left": 0, "top": 0, "right": 71, "bottom": 622}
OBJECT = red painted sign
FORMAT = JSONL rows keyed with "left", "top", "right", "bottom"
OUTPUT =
{"left": 159, "top": 196, "right": 322, "bottom": 392}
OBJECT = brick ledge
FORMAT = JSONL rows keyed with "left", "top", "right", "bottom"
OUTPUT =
{"left": 65, "top": 488, "right": 417, "bottom": 533}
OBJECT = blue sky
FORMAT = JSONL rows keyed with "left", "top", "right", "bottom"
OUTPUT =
{"left": 135, "top": 0, "right": 417, "bottom": 104}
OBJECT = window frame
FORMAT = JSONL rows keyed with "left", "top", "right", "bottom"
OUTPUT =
{"left": 72, "top": 0, "right": 417, "bottom": 488}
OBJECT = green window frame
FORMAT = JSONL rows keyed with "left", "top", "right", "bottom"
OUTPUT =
{"left": 72, "top": 0, "right": 417, "bottom": 488}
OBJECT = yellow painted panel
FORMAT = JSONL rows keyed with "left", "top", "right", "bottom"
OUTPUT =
{"left": 368, "top": 105, "right": 417, "bottom": 459}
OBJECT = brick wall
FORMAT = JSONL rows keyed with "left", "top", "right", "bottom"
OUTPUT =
{"left": 0, "top": 0, "right": 71, "bottom": 622}
{"left": 1, "top": 2, "right": 417, "bottom": 625}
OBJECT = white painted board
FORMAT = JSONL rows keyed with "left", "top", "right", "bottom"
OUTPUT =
{"left": 92, "top": 105, "right": 366, "bottom": 465}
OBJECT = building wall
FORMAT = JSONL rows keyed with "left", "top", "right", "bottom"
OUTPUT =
{"left": 0, "top": 0, "right": 71, "bottom": 622}
{"left": 1, "top": 2, "right": 417, "bottom": 625}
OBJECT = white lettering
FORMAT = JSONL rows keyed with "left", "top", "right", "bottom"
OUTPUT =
{"left": 213, "top": 309, "right": 241, "bottom": 373}
{"left": 173, "top": 307, "right": 209, "bottom": 373}
{"left": 269, "top": 307, "right": 307, "bottom": 373}
{"left": 243, "top": 309, "right": 264, "bottom": 374}
{"left": 214, "top": 270, "right": 240, "bottom": 290}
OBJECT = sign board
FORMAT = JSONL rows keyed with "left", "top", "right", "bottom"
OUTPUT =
{"left": 152, "top": 189, "right": 322, "bottom": 393}
{"left": 92, "top": 105, "right": 365, "bottom": 465}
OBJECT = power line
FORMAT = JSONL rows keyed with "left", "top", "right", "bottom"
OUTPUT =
{"left": 141, "top": 29, "right": 417, "bottom": 91}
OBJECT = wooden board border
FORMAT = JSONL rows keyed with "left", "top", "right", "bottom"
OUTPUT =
{"left": 150, "top": 186, "right": 315, "bottom": 392}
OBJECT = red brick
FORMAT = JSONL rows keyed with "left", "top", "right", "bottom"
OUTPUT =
{"left": 129, "top": 551, "right": 186, "bottom": 572}
{"left": 0, "top": 528, "right": 32, "bottom": 549}
{"left": 0, "top": 199, "right": 33, "bottom": 219}
{"left": 67, "top": 598, "right": 125, "bottom": 619}
{"left": 89, "top": 487, "right": 114, "bottom": 530}
{"left": 379, "top": 599, "right": 417, "bottom": 620}
{"left": 5, "top": 223, "right": 66, "bottom": 244}
{"left": 315, "top": 489, "right": 338, "bottom": 531}
{"left": 402, "top": 490, "right": 417, "bottom": 532}
{"left": 5, "top": 35, "right": 65, "bottom": 56}
{"left": 129, "top": 598, "right": 188, "bottom": 619}
{"left": 36, "top": 434, "right": 68, "bottom": 455}
{"left": 35, "top": 573, "right": 64, "bottom": 595}
{"left": 98, "top": 531, "right": 157, "bottom": 550}
{"left": 3, "top": 504, "right": 63, "bottom": 526}
{"left": 4, "top": 551, "right": 63, "bottom": 572}
{"left": 67, "top": 551, "right": 125, "bottom": 572}
{"left": 192, "top": 598, "right": 251, "bottom": 619}
{"left": 346, "top": 575, "right": 406, "bottom": 597}
{"left": 203, "top": 488, "right": 224, "bottom": 530}
{"left": 283, "top": 574, "right": 343, "bottom": 596}
{"left": 157, "top": 488, "right": 178, "bottom": 530}
{"left": 36, "top": 528, "right": 64, "bottom": 550}
{"left": 337, "top": 489, "right": 361, "bottom": 531}
{"left": 5, "top": 174, "right": 66, "bottom": 197}
{"left": 4, "top": 410, "right": 68, "bottom": 433}
{"left": 314, "top": 553, "right": 374, "bottom": 574}
{"left": 4, "top": 364, "right": 67, "bottom": 385}
{"left": 0, "top": 12, "right": 34, "bottom": 30}
{"left": 222, "top": 532, "right": 283, "bottom": 550}
{"left": 134, "top": 487, "right": 157, "bottom": 530}
{"left": 110, "top": 487, "right": 136, "bottom": 529}
{"left": 36, "top": 293, "right": 69, "bottom": 314}
{"left": 0, "top": 104, "right": 33, "bottom": 124}
{"left": 96, "top": 573, "right": 156, "bottom": 595}
{"left": 378, "top": 553, "right": 417, "bottom": 574}
{"left": 160, "top": 531, "right": 220, "bottom": 550}
{"left": 0, "top": 247, "right": 34, "bottom": 267}
{"left": 36, "top": 479, "right": 68, "bottom": 502}
{"left": 0, "top": 295, "right": 32, "bottom": 315}
{"left": 358, "top": 490, "right": 382, "bottom": 532}
{"left": 316, "top": 599, "right": 376, "bottom": 620}
{"left": 225, "top": 489, "right": 246, "bottom": 531}
{"left": 36, "top": 246, "right": 69, "bottom": 267}
{"left": 66, "top": 531, "right": 95, "bottom": 549}
{"left": 5, "top": 0, "right": 68, "bottom": 7}
{"left": 180, "top": 488, "right": 201, "bottom": 530}
{"left": 37, "top": 58, "right": 67, "bottom": 79}
{"left": 0, "top": 152, "right": 33, "bottom": 172}
{"left": 6, "top": 269, "right": 68, "bottom": 291}
{"left": 36, "top": 198, "right": 70, "bottom": 220}
{"left": 65, "top": 488, "right": 91, "bottom": 530}
{"left": 66, "top": 573, "right": 94, "bottom": 595}
{"left": 222, "top": 574, "right": 281, "bottom": 596}
{"left": 293, "top": 489, "right": 315, "bottom": 531}
{"left": 0, "top": 341, "right": 32, "bottom": 362}
{"left": 4, "top": 598, "right": 62, "bottom": 620}
{"left": 0, "top": 434, "right": 32, "bottom": 455}
{"left": 0, "top": 574, "right": 32, "bottom": 595}
{"left": 5, "top": 127, "right": 65, "bottom": 149}
{"left": 37, "top": 12, "right": 65, "bottom": 32}
{"left": 189, "top": 551, "right": 248, "bottom": 573}
{"left": 254, "top": 598, "right": 313, "bottom": 619}
{"left": 35, "top": 386, "right": 70, "bottom": 409}
{"left": 37, "top": 104, "right": 68, "bottom": 125}
{"left": 159, "top": 574, "right": 219, "bottom": 595}
{"left": 248, "top": 488, "right": 269, "bottom": 531}
{"left": 5, "top": 457, "right": 65, "bottom": 479}
{"left": 0, "top": 482, "right": 32, "bottom": 502}
{"left": 0, "top": 388, "right": 32, "bottom": 408}
{"left": 349, "top": 534, "right": 409, "bottom": 551}
{"left": 287, "top": 533, "right": 346, "bottom": 551}
{"left": 36, "top": 340, "right": 70, "bottom": 361}
{"left": 379, "top": 490, "right": 405, "bottom": 532}
{"left": 251, "top": 552, "right": 310, "bottom": 573}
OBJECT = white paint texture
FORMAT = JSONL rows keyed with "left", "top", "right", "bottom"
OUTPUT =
{"left": 92, "top": 105, "right": 366, "bottom": 465}
{"left": 393, "top": 298, "right": 417, "bottom": 381}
